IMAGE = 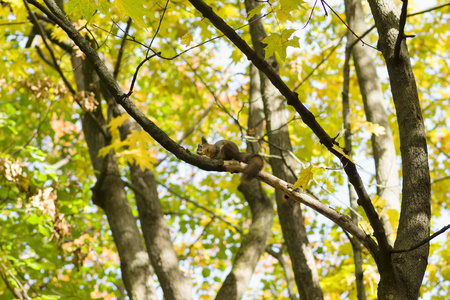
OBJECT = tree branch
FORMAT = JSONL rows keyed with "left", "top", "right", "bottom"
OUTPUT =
{"left": 113, "top": 18, "right": 132, "bottom": 79}
{"left": 394, "top": 0, "right": 408, "bottom": 60}
{"left": 186, "top": 0, "right": 388, "bottom": 255}
{"left": 223, "top": 160, "right": 378, "bottom": 255}
{"left": 29, "top": 0, "right": 379, "bottom": 255}
{"left": 23, "top": 0, "right": 76, "bottom": 95}
{"left": 390, "top": 224, "right": 450, "bottom": 253}
{"left": 24, "top": 0, "right": 109, "bottom": 139}
{"left": 27, "top": 0, "right": 230, "bottom": 172}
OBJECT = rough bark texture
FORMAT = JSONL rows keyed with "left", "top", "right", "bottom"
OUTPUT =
{"left": 366, "top": 0, "right": 431, "bottom": 298}
{"left": 71, "top": 54, "right": 157, "bottom": 300}
{"left": 106, "top": 72, "right": 193, "bottom": 300}
{"left": 245, "top": 0, "right": 323, "bottom": 299}
{"left": 132, "top": 168, "right": 193, "bottom": 300}
{"left": 345, "top": 0, "right": 400, "bottom": 245}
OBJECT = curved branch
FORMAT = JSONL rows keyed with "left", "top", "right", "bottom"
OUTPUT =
{"left": 27, "top": 0, "right": 232, "bottom": 171}
{"left": 113, "top": 17, "right": 132, "bottom": 79}
{"left": 186, "top": 0, "right": 388, "bottom": 254}
{"left": 390, "top": 224, "right": 450, "bottom": 254}
{"left": 223, "top": 161, "right": 378, "bottom": 255}
{"left": 30, "top": 0, "right": 379, "bottom": 255}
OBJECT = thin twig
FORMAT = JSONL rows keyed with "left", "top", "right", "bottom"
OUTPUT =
{"left": 113, "top": 18, "right": 133, "bottom": 79}
{"left": 155, "top": 179, "right": 243, "bottom": 234}
{"left": 407, "top": 2, "right": 450, "bottom": 18}
{"left": 303, "top": 0, "right": 319, "bottom": 29}
{"left": 125, "top": 52, "right": 161, "bottom": 97}
{"left": 431, "top": 176, "right": 450, "bottom": 185}
{"left": 394, "top": 0, "right": 408, "bottom": 60}
{"left": 294, "top": 35, "right": 344, "bottom": 91}
{"left": 391, "top": 224, "right": 450, "bottom": 253}
{"left": 147, "top": 0, "right": 170, "bottom": 53}
{"left": 321, "top": 0, "right": 377, "bottom": 50}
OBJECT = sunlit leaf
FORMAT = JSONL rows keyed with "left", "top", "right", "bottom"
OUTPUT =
{"left": 293, "top": 164, "right": 313, "bottom": 190}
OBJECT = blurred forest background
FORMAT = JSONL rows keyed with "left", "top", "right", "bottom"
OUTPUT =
{"left": 0, "top": 0, "right": 449, "bottom": 299}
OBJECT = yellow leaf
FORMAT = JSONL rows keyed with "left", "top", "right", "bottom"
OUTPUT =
{"left": 262, "top": 29, "right": 299, "bottom": 62}
{"left": 293, "top": 164, "right": 313, "bottom": 190}
{"left": 107, "top": 114, "right": 130, "bottom": 132}
{"left": 180, "top": 32, "right": 193, "bottom": 46}
{"left": 366, "top": 122, "right": 386, "bottom": 136}
{"left": 246, "top": 4, "right": 263, "bottom": 20}
{"left": 66, "top": 0, "right": 98, "bottom": 22}
{"left": 277, "top": 0, "right": 306, "bottom": 22}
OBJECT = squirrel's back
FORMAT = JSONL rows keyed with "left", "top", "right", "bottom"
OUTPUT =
{"left": 197, "top": 137, "right": 263, "bottom": 181}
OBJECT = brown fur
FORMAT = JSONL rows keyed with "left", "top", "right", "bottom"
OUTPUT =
{"left": 197, "top": 137, "right": 263, "bottom": 181}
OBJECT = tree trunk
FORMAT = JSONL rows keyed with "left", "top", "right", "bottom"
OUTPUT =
{"left": 245, "top": 1, "right": 323, "bottom": 299}
{"left": 345, "top": 0, "right": 400, "bottom": 245}
{"left": 107, "top": 81, "right": 193, "bottom": 300}
{"left": 216, "top": 180, "right": 273, "bottom": 300}
{"left": 216, "top": 63, "right": 274, "bottom": 300}
{"left": 71, "top": 54, "right": 157, "bottom": 300}
{"left": 366, "top": 0, "right": 431, "bottom": 298}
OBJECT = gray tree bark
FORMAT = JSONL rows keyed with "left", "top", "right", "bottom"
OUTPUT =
{"left": 109, "top": 102, "right": 193, "bottom": 300}
{"left": 366, "top": 0, "right": 431, "bottom": 298}
{"left": 70, "top": 54, "right": 157, "bottom": 300}
{"left": 216, "top": 179, "right": 274, "bottom": 300}
{"left": 345, "top": 0, "right": 400, "bottom": 245}
{"left": 244, "top": 0, "right": 323, "bottom": 299}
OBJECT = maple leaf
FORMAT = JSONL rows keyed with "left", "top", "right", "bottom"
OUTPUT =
{"left": 114, "top": 0, "right": 147, "bottom": 28}
{"left": 277, "top": 0, "right": 306, "bottom": 22}
{"left": 293, "top": 164, "right": 313, "bottom": 190}
{"left": 181, "top": 32, "right": 193, "bottom": 46}
{"left": 247, "top": 5, "right": 263, "bottom": 20}
{"left": 262, "top": 29, "right": 299, "bottom": 62}
{"left": 66, "top": 0, "right": 111, "bottom": 21}
{"left": 365, "top": 122, "right": 386, "bottom": 136}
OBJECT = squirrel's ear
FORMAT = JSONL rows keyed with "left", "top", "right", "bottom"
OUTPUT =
{"left": 201, "top": 136, "right": 208, "bottom": 144}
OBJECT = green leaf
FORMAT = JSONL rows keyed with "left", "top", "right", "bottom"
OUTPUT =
{"left": 201, "top": 268, "right": 211, "bottom": 277}
{"left": 66, "top": 0, "right": 98, "bottom": 22}
{"left": 38, "top": 224, "right": 51, "bottom": 237}
{"left": 181, "top": 32, "right": 193, "bottom": 46}
{"left": 114, "top": 0, "right": 147, "bottom": 28}
{"left": 262, "top": 29, "right": 299, "bottom": 62}
{"left": 66, "top": 0, "right": 111, "bottom": 20}
{"left": 26, "top": 214, "right": 41, "bottom": 225}
{"left": 277, "top": 0, "right": 306, "bottom": 22}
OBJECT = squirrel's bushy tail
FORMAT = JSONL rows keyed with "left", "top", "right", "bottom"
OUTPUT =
{"left": 241, "top": 155, "right": 264, "bottom": 182}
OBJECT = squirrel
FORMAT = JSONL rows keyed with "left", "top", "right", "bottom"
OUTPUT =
{"left": 196, "top": 136, "right": 263, "bottom": 182}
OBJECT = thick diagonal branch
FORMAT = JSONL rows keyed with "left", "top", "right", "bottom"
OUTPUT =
{"left": 187, "top": 0, "right": 388, "bottom": 254}
{"left": 29, "top": 0, "right": 380, "bottom": 254}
